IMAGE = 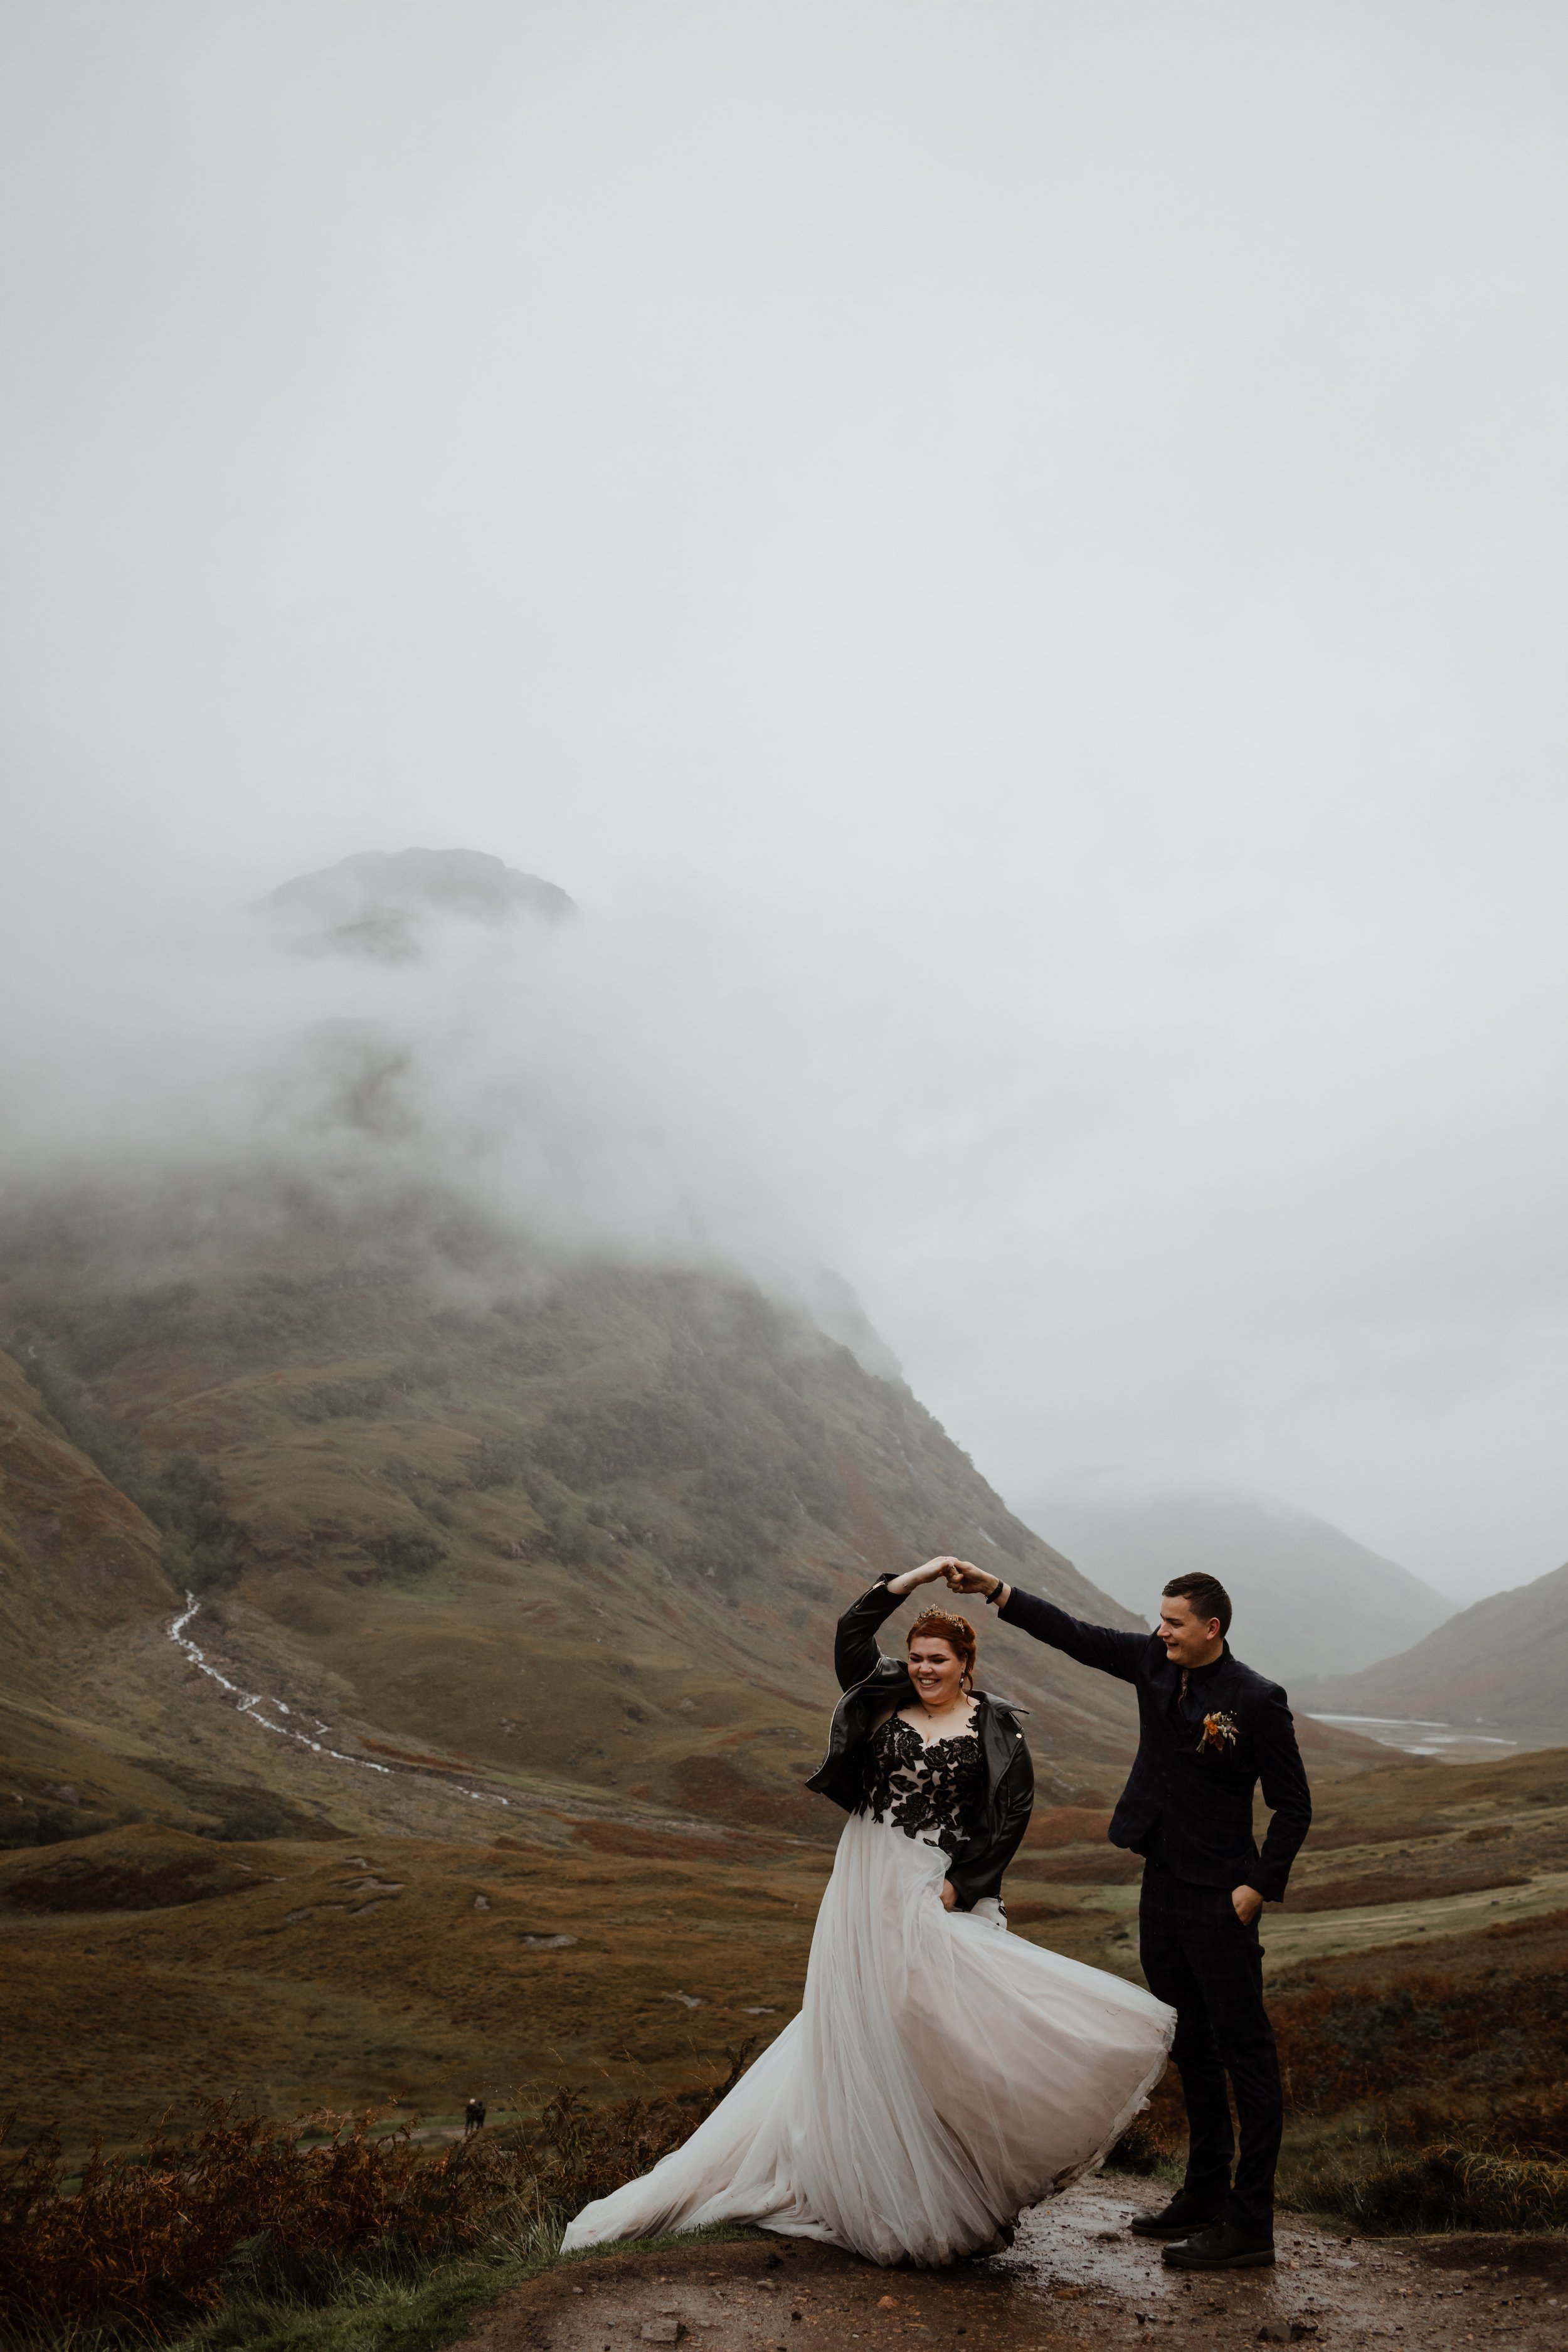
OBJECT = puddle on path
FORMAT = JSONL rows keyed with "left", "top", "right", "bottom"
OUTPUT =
{"left": 460, "top": 2176, "right": 1568, "bottom": 2352}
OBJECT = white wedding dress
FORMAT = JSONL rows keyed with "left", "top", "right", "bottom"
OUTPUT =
{"left": 562, "top": 1715, "right": 1175, "bottom": 2268}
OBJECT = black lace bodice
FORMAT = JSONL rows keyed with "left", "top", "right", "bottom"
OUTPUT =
{"left": 859, "top": 1712, "right": 987, "bottom": 1857}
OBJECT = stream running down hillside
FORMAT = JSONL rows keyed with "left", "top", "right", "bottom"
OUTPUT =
{"left": 166, "top": 1595, "right": 520, "bottom": 1814}
{"left": 164, "top": 1592, "right": 517, "bottom": 1810}
{"left": 166, "top": 1593, "right": 395, "bottom": 1775}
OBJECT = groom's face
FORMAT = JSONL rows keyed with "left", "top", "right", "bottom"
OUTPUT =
{"left": 1158, "top": 1596, "right": 1225, "bottom": 1668}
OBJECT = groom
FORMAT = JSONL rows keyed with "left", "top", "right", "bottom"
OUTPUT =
{"left": 945, "top": 1560, "right": 1310, "bottom": 2271}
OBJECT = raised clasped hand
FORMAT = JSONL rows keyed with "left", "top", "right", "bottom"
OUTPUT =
{"left": 892, "top": 1555, "right": 972, "bottom": 1592}
{"left": 940, "top": 1559, "right": 989, "bottom": 1594}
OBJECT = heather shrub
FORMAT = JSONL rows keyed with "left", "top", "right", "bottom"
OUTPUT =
{"left": 0, "top": 2104, "right": 522, "bottom": 2338}
{"left": 1298, "top": 2139, "right": 1568, "bottom": 2235}
{"left": 0, "top": 2052, "right": 756, "bottom": 2343}
{"left": 1269, "top": 1961, "right": 1568, "bottom": 2117}
{"left": 1106, "top": 2107, "right": 1182, "bottom": 2177}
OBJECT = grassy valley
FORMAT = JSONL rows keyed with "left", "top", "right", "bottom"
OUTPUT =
{"left": 4, "top": 1186, "right": 1567, "bottom": 2348}
{"left": 4, "top": 1749, "right": 1567, "bottom": 2238}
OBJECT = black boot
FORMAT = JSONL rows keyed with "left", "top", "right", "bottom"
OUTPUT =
{"left": 1128, "top": 2187, "right": 1226, "bottom": 2240}
{"left": 1162, "top": 2222, "right": 1275, "bottom": 2270}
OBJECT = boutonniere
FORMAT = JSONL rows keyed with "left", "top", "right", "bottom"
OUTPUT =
{"left": 1197, "top": 1710, "right": 1240, "bottom": 1755}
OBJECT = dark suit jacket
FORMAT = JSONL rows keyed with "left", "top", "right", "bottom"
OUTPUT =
{"left": 997, "top": 1589, "right": 1311, "bottom": 1902}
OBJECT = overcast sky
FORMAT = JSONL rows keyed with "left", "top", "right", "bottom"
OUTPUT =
{"left": 3, "top": 4, "right": 1567, "bottom": 1603}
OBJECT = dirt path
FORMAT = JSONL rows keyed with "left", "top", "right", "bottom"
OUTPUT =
{"left": 462, "top": 2178, "right": 1568, "bottom": 2352}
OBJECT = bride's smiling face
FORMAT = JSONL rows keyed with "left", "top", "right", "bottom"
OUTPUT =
{"left": 907, "top": 1635, "right": 967, "bottom": 1711}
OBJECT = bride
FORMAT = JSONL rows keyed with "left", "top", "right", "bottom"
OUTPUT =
{"left": 561, "top": 1557, "right": 1175, "bottom": 2267}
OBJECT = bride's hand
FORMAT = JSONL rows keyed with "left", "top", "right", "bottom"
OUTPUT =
{"left": 940, "top": 1880, "right": 957, "bottom": 1911}
{"left": 887, "top": 1555, "right": 969, "bottom": 1595}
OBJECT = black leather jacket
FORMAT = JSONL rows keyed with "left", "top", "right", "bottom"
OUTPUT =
{"left": 805, "top": 1576, "right": 1035, "bottom": 1911}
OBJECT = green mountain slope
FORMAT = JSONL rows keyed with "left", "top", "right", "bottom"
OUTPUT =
{"left": 0, "top": 1342, "right": 359, "bottom": 1846}
{"left": 0, "top": 1194, "right": 1149, "bottom": 1850}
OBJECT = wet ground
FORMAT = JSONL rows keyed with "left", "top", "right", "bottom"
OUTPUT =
{"left": 461, "top": 2178, "right": 1568, "bottom": 2352}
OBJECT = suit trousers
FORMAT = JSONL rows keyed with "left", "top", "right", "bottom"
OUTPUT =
{"left": 1137, "top": 1857, "right": 1283, "bottom": 2237}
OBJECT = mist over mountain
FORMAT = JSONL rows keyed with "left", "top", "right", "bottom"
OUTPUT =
{"left": 0, "top": 847, "right": 1173, "bottom": 1854}
{"left": 1018, "top": 1483, "right": 1456, "bottom": 1687}
{"left": 1310, "top": 1558, "right": 1568, "bottom": 1741}
{"left": 0, "top": 846, "right": 829, "bottom": 1295}
{"left": 11, "top": 12, "right": 1568, "bottom": 2218}
{"left": 255, "top": 847, "right": 575, "bottom": 963}
{"left": 8, "top": 1, "right": 1568, "bottom": 1618}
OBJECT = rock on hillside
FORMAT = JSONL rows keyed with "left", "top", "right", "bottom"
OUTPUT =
{"left": 0, "top": 1192, "right": 1147, "bottom": 1850}
{"left": 1020, "top": 1484, "right": 1454, "bottom": 1684}
{"left": 1310, "top": 1557, "right": 1568, "bottom": 1739}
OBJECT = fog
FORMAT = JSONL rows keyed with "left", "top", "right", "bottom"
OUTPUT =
{"left": 3, "top": 4, "right": 1567, "bottom": 1603}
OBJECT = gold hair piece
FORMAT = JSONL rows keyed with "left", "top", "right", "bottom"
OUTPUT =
{"left": 907, "top": 1607, "right": 976, "bottom": 1645}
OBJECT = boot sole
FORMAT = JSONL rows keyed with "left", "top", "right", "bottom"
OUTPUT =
{"left": 1129, "top": 2221, "right": 1219, "bottom": 2238}
{"left": 1162, "top": 2247, "right": 1275, "bottom": 2270}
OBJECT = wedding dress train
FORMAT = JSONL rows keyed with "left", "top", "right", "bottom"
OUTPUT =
{"left": 561, "top": 1808, "right": 1174, "bottom": 2267}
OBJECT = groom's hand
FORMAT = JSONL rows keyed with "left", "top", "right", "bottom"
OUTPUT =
{"left": 944, "top": 1562, "right": 1011, "bottom": 1607}
{"left": 1231, "top": 1884, "right": 1264, "bottom": 1926}
{"left": 940, "top": 1879, "right": 957, "bottom": 1911}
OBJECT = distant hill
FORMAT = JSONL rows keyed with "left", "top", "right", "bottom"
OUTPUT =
{"left": 0, "top": 1192, "right": 1156, "bottom": 1853}
{"left": 1310, "top": 1557, "right": 1568, "bottom": 1739}
{"left": 1015, "top": 1486, "right": 1455, "bottom": 1686}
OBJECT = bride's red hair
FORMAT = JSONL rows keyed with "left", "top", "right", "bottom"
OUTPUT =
{"left": 907, "top": 1607, "right": 977, "bottom": 1689}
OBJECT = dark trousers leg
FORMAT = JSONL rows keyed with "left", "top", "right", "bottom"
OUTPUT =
{"left": 1138, "top": 1872, "right": 1234, "bottom": 2205}
{"left": 1139, "top": 1865, "right": 1283, "bottom": 2236}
